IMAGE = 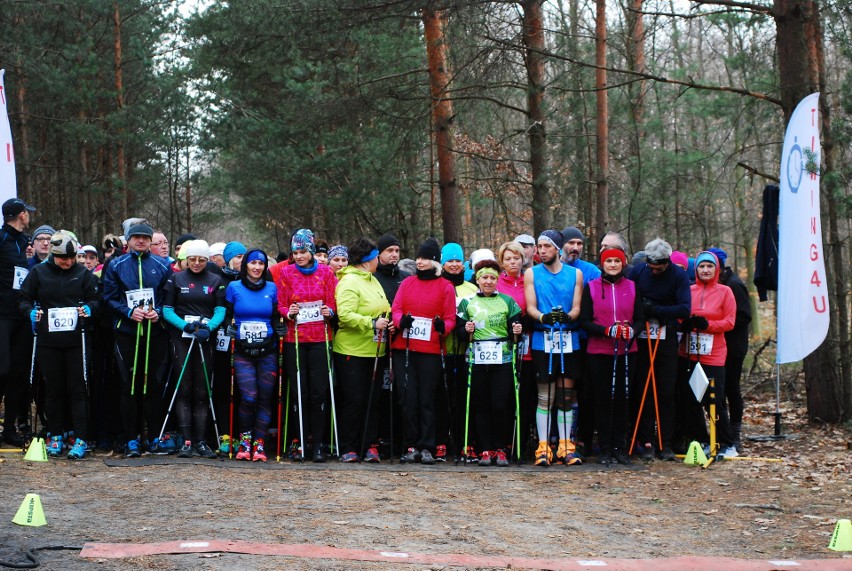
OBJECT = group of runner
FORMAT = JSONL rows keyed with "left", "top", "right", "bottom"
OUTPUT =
{"left": 0, "top": 196, "right": 751, "bottom": 466}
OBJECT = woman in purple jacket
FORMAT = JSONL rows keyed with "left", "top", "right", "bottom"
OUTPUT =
{"left": 580, "top": 248, "right": 644, "bottom": 466}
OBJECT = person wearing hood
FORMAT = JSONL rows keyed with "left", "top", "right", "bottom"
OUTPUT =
{"left": 224, "top": 249, "right": 279, "bottom": 461}
{"left": 277, "top": 228, "right": 338, "bottom": 462}
{"left": 438, "top": 242, "right": 477, "bottom": 462}
{"left": 20, "top": 230, "right": 99, "bottom": 459}
{"left": 162, "top": 239, "right": 227, "bottom": 459}
{"left": 333, "top": 237, "right": 392, "bottom": 463}
{"left": 675, "top": 250, "right": 738, "bottom": 458}
{"left": 391, "top": 237, "right": 457, "bottom": 464}
{"left": 580, "top": 248, "right": 644, "bottom": 466}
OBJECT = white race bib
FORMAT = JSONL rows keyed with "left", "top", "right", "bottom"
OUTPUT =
{"left": 48, "top": 307, "right": 78, "bottom": 332}
{"left": 296, "top": 301, "right": 323, "bottom": 324}
{"left": 638, "top": 319, "right": 666, "bottom": 340}
{"left": 403, "top": 316, "right": 432, "bottom": 342}
{"left": 215, "top": 329, "right": 230, "bottom": 352}
{"left": 12, "top": 266, "right": 28, "bottom": 290}
{"left": 543, "top": 330, "right": 573, "bottom": 354}
{"left": 240, "top": 321, "right": 267, "bottom": 342}
{"left": 126, "top": 288, "right": 155, "bottom": 311}
{"left": 473, "top": 341, "right": 503, "bottom": 365}
{"left": 687, "top": 332, "right": 714, "bottom": 356}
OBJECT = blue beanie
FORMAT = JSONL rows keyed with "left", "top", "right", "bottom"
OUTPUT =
{"left": 441, "top": 242, "right": 464, "bottom": 264}
{"left": 223, "top": 241, "right": 247, "bottom": 264}
{"left": 291, "top": 228, "right": 316, "bottom": 254}
{"left": 707, "top": 247, "right": 727, "bottom": 266}
{"left": 695, "top": 250, "right": 718, "bottom": 267}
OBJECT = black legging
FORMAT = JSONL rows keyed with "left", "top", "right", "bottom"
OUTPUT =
{"left": 172, "top": 335, "right": 213, "bottom": 443}
{"left": 0, "top": 318, "right": 34, "bottom": 435}
{"left": 37, "top": 344, "right": 89, "bottom": 441}
{"left": 725, "top": 350, "right": 746, "bottom": 425}
{"left": 114, "top": 329, "right": 169, "bottom": 442}
{"left": 392, "top": 350, "right": 441, "bottom": 452}
{"left": 334, "top": 353, "right": 386, "bottom": 455}
{"left": 469, "top": 362, "right": 514, "bottom": 452}
{"left": 676, "top": 358, "right": 736, "bottom": 448}
{"left": 285, "top": 341, "right": 330, "bottom": 451}
{"left": 632, "top": 335, "right": 678, "bottom": 449}
{"left": 587, "top": 352, "right": 636, "bottom": 453}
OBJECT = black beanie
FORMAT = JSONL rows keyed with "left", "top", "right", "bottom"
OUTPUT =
{"left": 377, "top": 233, "right": 400, "bottom": 253}
{"left": 416, "top": 237, "right": 441, "bottom": 262}
{"left": 176, "top": 233, "right": 197, "bottom": 248}
{"left": 561, "top": 226, "right": 584, "bottom": 242}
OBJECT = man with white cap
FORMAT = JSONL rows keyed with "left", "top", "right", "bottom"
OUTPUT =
{"left": 0, "top": 198, "right": 37, "bottom": 446}
{"left": 208, "top": 242, "right": 227, "bottom": 268}
{"left": 513, "top": 234, "right": 536, "bottom": 270}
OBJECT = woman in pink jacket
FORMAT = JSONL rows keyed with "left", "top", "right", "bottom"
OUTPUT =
{"left": 391, "top": 237, "right": 457, "bottom": 465}
{"left": 675, "top": 250, "right": 738, "bottom": 458}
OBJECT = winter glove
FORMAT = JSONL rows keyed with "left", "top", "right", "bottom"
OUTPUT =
{"left": 226, "top": 324, "right": 237, "bottom": 337}
{"left": 691, "top": 315, "right": 709, "bottom": 331}
{"left": 619, "top": 324, "right": 635, "bottom": 340}
{"left": 605, "top": 325, "right": 620, "bottom": 338}
{"left": 183, "top": 322, "right": 198, "bottom": 334}
{"left": 399, "top": 314, "right": 415, "bottom": 331}
{"left": 642, "top": 298, "right": 659, "bottom": 318}
{"left": 29, "top": 309, "right": 40, "bottom": 325}
{"left": 195, "top": 324, "right": 211, "bottom": 342}
{"left": 433, "top": 316, "right": 445, "bottom": 335}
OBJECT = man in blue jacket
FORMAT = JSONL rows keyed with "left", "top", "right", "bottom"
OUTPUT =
{"left": 102, "top": 221, "right": 173, "bottom": 457}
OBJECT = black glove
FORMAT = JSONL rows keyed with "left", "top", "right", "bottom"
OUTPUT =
{"left": 642, "top": 298, "right": 658, "bottom": 318}
{"left": 226, "top": 324, "right": 237, "bottom": 337}
{"left": 433, "top": 316, "right": 445, "bottom": 335}
{"left": 399, "top": 314, "right": 414, "bottom": 331}
{"left": 692, "top": 315, "right": 709, "bottom": 331}
{"left": 195, "top": 327, "right": 211, "bottom": 342}
{"left": 183, "top": 322, "right": 198, "bottom": 334}
{"left": 540, "top": 312, "right": 556, "bottom": 325}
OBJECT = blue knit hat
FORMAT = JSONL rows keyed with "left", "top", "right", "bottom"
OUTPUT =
{"left": 328, "top": 244, "right": 348, "bottom": 260}
{"left": 707, "top": 247, "right": 727, "bottom": 266}
{"left": 538, "top": 230, "right": 564, "bottom": 250}
{"left": 291, "top": 228, "right": 316, "bottom": 254}
{"left": 441, "top": 242, "right": 464, "bottom": 264}
{"left": 223, "top": 241, "right": 247, "bottom": 264}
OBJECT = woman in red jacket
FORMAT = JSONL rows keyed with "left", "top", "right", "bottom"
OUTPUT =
{"left": 391, "top": 237, "right": 456, "bottom": 464}
{"left": 676, "top": 250, "right": 738, "bottom": 458}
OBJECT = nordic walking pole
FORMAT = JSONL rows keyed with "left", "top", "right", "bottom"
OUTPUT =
{"left": 29, "top": 303, "right": 39, "bottom": 436}
{"left": 228, "top": 335, "right": 235, "bottom": 459}
{"left": 80, "top": 303, "right": 89, "bottom": 392}
{"left": 629, "top": 323, "right": 661, "bottom": 454}
{"left": 400, "top": 319, "right": 411, "bottom": 461}
{"left": 131, "top": 320, "right": 142, "bottom": 395}
{"left": 196, "top": 334, "right": 221, "bottom": 446}
{"left": 388, "top": 335, "right": 395, "bottom": 464}
{"left": 294, "top": 322, "right": 305, "bottom": 460}
{"left": 360, "top": 318, "right": 384, "bottom": 459}
{"left": 462, "top": 330, "right": 473, "bottom": 466}
{"left": 323, "top": 322, "right": 340, "bottom": 457}
{"left": 158, "top": 336, "right": 196, "bottom": 440}
{"left": 608, "top": 336, "right": 620, "bottom": 461}
{"left": 143, "top": 318, "right": 151, "bottom": 394}
{"left": 512, "top": 332, "right": 521, "bottom": 464}
{"left": 648, "top": 332, "right": 663, "bottom": 452}
{"left": 276, "top": 330, "right": 285, "bottom": 462}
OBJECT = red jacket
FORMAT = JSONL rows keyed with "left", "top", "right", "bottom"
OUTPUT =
{"left": 391, "top": 272, "right": 456, "bottom": 355}
{"left": 679, "top": 252, "right": 735, "bottom": 366}
{"left": 277, "top": 261, "right": 338, "bottom": 343}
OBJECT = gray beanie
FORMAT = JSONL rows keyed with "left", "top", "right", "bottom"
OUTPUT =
{"left": 32, "top": 225, "right": 56, "bottom": 239}
{"left": 561, "top": 226, "right": 585, "bottom": 242}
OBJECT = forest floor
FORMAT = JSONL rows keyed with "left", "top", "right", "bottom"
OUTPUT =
{"left": 1, "top": 389, "right": 850, "bottom": 570}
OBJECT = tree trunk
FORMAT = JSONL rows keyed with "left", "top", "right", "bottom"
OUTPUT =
{"left": 113, "top": 2, "right": 128, "bottom": 220}
{"left": 774, "top": 0, "right": 850, "bottom": 422}
{"left": 423, "top": 8, "right": 461, "bottom": 244}
{"left": 593, "top": 0, "right": 609, "bottom": 253}
{"left": 522, "top": 0, "right": 549, "bottom": 236}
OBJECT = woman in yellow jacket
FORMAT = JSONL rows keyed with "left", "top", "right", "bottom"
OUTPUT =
{"left": 333, "top": 237, "right": 392, "bottom": 463}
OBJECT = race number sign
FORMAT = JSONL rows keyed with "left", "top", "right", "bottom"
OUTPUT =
{"left": 638, "top": 319, "right": 666, "bottom": 340}
{"left": 687, "top": 332, "right": 714, "bottom": 356}
{"left": 473, "top": 341, "right": 503, "bottom": 365}
{"left": 126, "top": 288, "right": 155, "bottom": 312}
{"left": 239, "top": 321, "right": 267, "bottom": 342}
{"left": 402, "top": 316, "right": 432, "bottom": 342}
{"left": 296, "top": 301, "right": 323, "bottom": 324}
{"left": 12, "top": 266, "right": 28, "bottom": 290}
{"left": 214, "top": 329, "right": 230, "bottom": 352}
{"left": 48, "top": 307, "right": 78, "bottom": 332}
{"left": 543, "top": 330, "right": 573, "bottom": 354}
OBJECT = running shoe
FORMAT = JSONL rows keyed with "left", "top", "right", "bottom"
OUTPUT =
{"left": 534, "top": 441, "right": 551, "bottom": 466}
{"left": 340, "top": 451, "right": 360, "bottom": 463}
{"left": 125, "top": 439, "right": 141, "bottom": 459}
{"left": 196, "top": 440, "right": 218, "bottom": 459}
{"left": 218, "top": 434, "right": 232, "bottom": 456}
{"left": 252, "top": 439, "right": 267, "bottom": 462}
{"left": 177, "top": 440, "right": 195, "bottom": 458}
{"left": 598, "top": 452, "right": 613, "bottom": 466}
{"left": 420, "top": 449, "right": 435, "bottom": 465}
{"left": 658, "top": 447, "right": 676, "bottom": 461}
{"left": 612, "top": 448, "right": 631, "bottom": 465}
{"left": 463, "top": 446, "right": 478, "bottom": 464}
{"left": 311, "top": 444, "right": 325, "bottom": 463}
{"left": 718, "top": 446, "right": 739, "bottom": 459}
{"left": 235, "top": 433, "right": 252, "bottom": 461}
{"left": 47, "top": 435, "right": 63, "bottom": 458}
{"left": 478, "top": 450, "right": 493, "bottom": 466}
{"left": 364, "top": 447, "right": 381, "bottom": 463}
{"left": 67, "top": 438, "right": 87, "bottom": 460}
{"left": 495, "top": 449, "right": 509, "bottom": 467}
{"left": 435, "top": 444, "right": 447, "bottom": 462}
{"left": 400, "top": 447, "right": 420, "bottom": 464}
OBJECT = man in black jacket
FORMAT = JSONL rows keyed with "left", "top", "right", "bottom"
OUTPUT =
{"left": 0, "top": 198, "right": 36, "bottom": 446}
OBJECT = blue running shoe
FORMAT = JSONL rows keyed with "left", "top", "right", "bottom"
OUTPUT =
{"left": 67, "top": 438, "right": 87, "bottom": 460}
{"left": 125, "top": 439, "right": 141, "bottom": 458}
{"left": 47, "top": 434, "right": 63, "bottom": 458}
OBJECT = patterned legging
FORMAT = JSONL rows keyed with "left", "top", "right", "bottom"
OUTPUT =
{"left": 234, "top": 352, "right": 277, "bottom": 440}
